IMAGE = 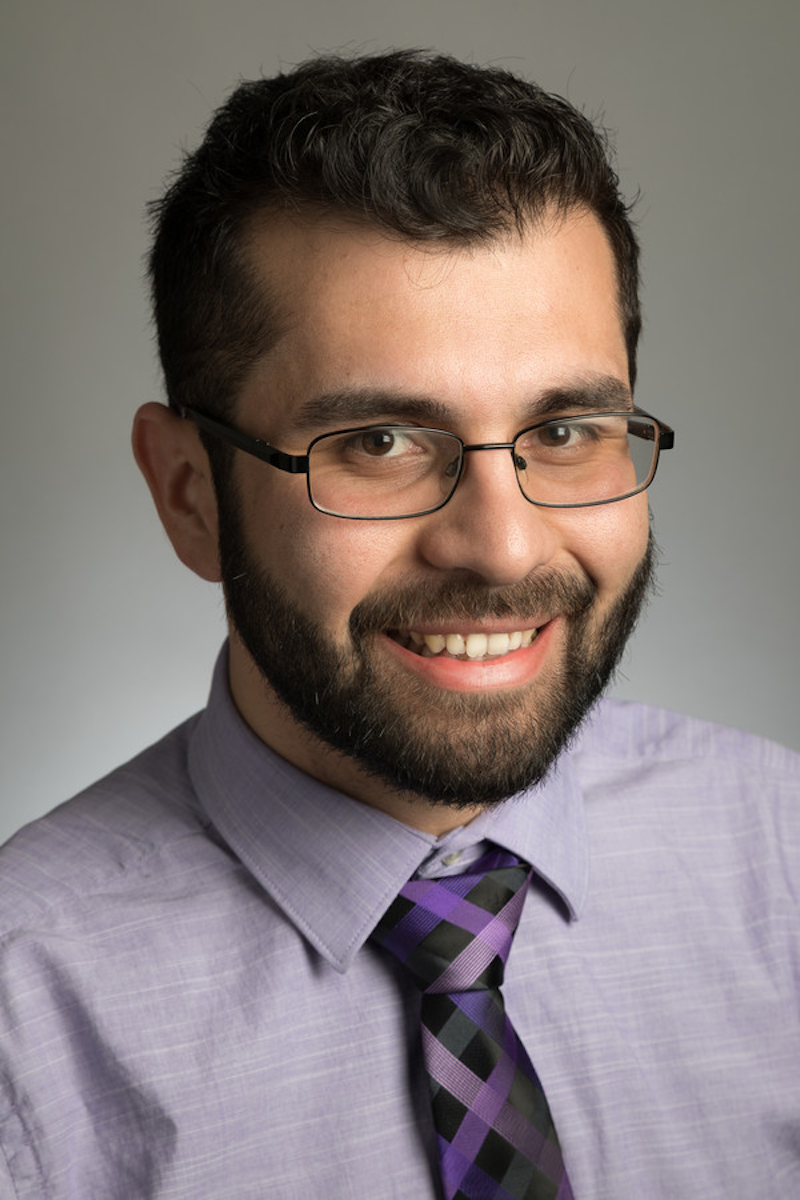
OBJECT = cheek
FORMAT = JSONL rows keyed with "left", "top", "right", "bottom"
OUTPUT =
{"left": 273, "top": 511, "right": 414, "bottom": 632}
{"left": 558, "top": 495, "right": 650, "bottom": 594}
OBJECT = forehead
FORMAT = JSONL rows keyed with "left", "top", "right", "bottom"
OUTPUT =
{"left": 238, "top": 209, "right": 629, "bottom": 431}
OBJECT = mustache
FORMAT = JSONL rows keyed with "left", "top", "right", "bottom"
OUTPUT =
{"left": 349, "top": 568, "right": 596, "bottom": 636}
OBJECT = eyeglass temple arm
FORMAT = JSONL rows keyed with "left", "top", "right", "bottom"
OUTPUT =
{"left": 630, "top": 412, "right": 675, "bottom": 451}
{"left": 178, "top": 406, "right": 310, "bottom": 474}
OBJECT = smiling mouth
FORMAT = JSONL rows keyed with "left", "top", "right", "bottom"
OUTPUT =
{"left": 389, "top": 628, "right": 541, "bottom": 661}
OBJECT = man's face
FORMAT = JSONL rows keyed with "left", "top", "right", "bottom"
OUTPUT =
{"left": 218, "top": 210, "right": 652, "bottom": 822}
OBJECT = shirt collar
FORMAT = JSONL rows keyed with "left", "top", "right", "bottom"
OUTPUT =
{"left": 189, "top": 645, "right": 588, "bottom": 973}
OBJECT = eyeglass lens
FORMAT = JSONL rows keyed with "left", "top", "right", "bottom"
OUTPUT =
{"left": 307, "top": 415, "right": 661, "bottom": 518}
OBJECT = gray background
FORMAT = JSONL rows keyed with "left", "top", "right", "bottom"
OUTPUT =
{"left": 2, "top": 0, "right": 798, "bottom": 845}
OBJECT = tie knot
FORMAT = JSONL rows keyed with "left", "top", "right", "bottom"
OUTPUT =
{"left": 372, "top": 848, "right": 531, "bottom": 994}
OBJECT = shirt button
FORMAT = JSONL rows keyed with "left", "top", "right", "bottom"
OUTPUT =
{"left": 440, "top": 851, "right": 463, "bottom": 867}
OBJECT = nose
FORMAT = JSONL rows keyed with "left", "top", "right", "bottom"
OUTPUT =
{"left": 414, "top": 445, "right": 560, "bottom": 585}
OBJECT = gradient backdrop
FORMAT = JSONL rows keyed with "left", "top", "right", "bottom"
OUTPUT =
{"left": 2, "top": 0, "right": 798, "bottom": 843}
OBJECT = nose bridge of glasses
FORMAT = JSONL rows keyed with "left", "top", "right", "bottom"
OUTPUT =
{"left": 461, "top": 439, "right": 517, "bottom": 454}
{"left": 449, "top": 440, "right": 525, "bottom": 502}
{"left": 424, "top": 437, "right": 518, "bottom": 490}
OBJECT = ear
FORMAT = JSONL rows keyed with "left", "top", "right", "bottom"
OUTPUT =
{"left": 132, "top": 402, "right": 222, "bottom": 582}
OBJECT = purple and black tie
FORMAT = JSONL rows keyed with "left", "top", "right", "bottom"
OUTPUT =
{"left": 372, "top": 846, "right": 574, "bottom": 1200}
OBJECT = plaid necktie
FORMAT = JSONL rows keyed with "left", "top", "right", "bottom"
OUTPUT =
{"left": 373, "top": 846, "right": 573, "bottom": 1200}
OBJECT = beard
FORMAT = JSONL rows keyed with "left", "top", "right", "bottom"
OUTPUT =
{"left": 218, "top": 497, "right": 655, "bottom": 810}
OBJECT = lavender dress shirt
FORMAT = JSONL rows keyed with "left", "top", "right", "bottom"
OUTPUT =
{"left": 1, "top": 646, "right": 798, "bottom": 1198}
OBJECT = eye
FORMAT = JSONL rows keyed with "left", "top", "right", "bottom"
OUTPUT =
{"left": 354, "top": 429, "right": 415, "bottom": 458}
{"left": 319, "top": 426, "right": 460, "bottom": 481}
{"left": 536, "top": 423, "right": 585, "bottom": 447}
{"left": 515, "top": 419, "right": 605, "bottom": 466}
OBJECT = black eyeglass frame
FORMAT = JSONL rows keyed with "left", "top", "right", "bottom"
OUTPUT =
{"left": 179, "top": 404, "right": 674, "bottom": 519}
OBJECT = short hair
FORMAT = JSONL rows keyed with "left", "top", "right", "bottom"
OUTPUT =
{"left": 149, "top": 50, "right": 641, "bottom": 430}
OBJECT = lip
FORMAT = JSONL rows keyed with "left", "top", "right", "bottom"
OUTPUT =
{"left": 391, "top": 616, "right": 553, "bottom": 637}
{"left": 380, "top": 617, "right": 560, "bottom": 693}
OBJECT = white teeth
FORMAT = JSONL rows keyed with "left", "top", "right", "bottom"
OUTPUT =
{"left": 423, "top": 633, "right": 446, "bottom": 654}
{"left": 445, "top": 633, "right": 466, "bottom": 656}
{"left": 465, "top": 633, "right": 488, "bottom": 659}
{"left": 403, "top": 627, "right": 540, "bottom": 661}
{"left": 487, "top": 633, "right": 511, "bottom": 657}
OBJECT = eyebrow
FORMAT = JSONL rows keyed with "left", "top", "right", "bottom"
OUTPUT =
{"left": 289, "top": 375, "right": 632, "bottom": 434}
{"left": 291, "top": 390, "right": 451, "bottom": 432}
{"left": 527, "top": 377, "right": 633, "bottom": 421}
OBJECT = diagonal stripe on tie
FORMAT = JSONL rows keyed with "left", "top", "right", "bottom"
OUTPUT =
{"left": 372, "top": 846, "right": 574, "bottom": 1200}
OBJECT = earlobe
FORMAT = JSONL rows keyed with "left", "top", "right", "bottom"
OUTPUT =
{"left": 132, "top": 402, "right": 222, "bottom": 582}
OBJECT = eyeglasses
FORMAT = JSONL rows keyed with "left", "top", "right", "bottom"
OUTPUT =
{"left": 181, "top": 405, "right": 674, "bottom": 520}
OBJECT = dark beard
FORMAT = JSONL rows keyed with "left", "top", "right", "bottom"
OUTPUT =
{"left": 218, "top": 498, "right": 654, "bottom": 809}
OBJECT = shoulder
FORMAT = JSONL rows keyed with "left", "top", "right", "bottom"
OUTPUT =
{"left": 0, "top": 713, "right": 214, "bottom": 935}
{"left": 570, "top": 699, "right": 800, "bottom": 897}
{"left": 576, "top": 697, "right": 800, "bottom": 782}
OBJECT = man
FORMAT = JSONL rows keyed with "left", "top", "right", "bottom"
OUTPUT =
{"left": 0, "top": 51, "right": 797, "bottom": 1199}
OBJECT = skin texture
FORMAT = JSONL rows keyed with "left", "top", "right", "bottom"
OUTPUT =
{"left": 133, "top": 208, "right": 651, "bottom": 835}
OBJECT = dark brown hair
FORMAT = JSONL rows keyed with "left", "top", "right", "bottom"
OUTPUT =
{"left": 149, "top": 50, "right": 641, "bottom": 427}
